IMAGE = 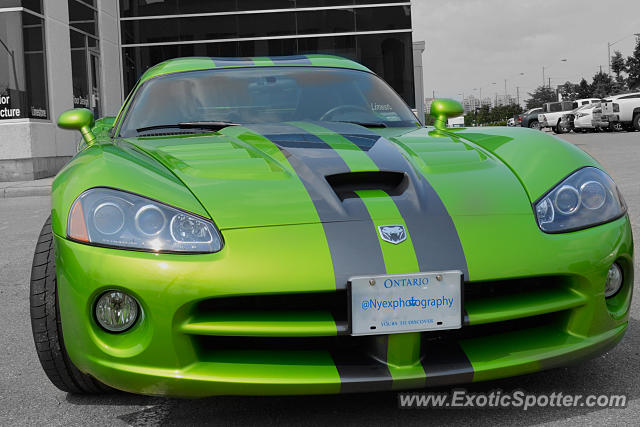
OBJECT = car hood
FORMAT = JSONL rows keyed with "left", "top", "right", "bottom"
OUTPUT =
{"left": 122, "top": 122, "right": 532, "bottom": 229}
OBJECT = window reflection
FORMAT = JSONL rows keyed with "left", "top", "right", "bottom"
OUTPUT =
{"left": 0, "top": 8, "right": 49, "bottom": 120}
{"left": 119, "top": 1, "right": 415, "bottom": 106}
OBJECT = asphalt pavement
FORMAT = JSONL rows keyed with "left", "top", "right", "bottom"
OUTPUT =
{"left": 0, "top": 131, "right": 638, "bottom": 426}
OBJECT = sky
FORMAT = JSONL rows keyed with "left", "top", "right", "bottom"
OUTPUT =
{"left": 411, "top": 0, "right": 640, "bottom": 104}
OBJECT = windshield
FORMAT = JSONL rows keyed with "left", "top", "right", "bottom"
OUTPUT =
{"left": 119, "top": 67, "right": 419, "bottom": 137}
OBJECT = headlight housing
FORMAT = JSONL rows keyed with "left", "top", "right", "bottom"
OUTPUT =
{"left": 68, "top": 187, "right": 223, "bottom": 253}
{"left": 534, "top": 167, "right": 626, "bottom": 233}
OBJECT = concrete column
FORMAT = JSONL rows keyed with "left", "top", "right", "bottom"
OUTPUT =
{"left": 412, "top": 41, "right": 426, "bottom": 125}
{"left": 43, "top": 0, "right": 76, "bottom": 158}
{"left": 98, "top": 0, "right": 124, "bottom": 116}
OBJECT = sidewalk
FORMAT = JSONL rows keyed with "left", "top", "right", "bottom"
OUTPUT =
{"left": 0, "top": 177, "right": 54, "bottom": 199}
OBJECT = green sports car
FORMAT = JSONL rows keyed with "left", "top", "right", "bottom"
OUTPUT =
{"left": 30, "top": 55, "right": 633, "bottom": 397}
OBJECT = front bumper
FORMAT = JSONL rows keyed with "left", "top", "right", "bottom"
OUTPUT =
{"left": 55, "top": 215, "right": 634, "bottom": 397}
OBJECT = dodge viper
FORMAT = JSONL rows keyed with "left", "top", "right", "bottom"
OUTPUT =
{"left": 30, "top": 55, "right": 633, "bottom": 397}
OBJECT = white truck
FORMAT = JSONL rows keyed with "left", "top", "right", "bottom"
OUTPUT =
{"left": 600, "top": 92, "right": 640, "bottom": 131}
{"left": 538, "top": 98, "right": 601, "bottom": 133}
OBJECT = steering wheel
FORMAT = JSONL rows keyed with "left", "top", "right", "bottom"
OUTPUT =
{"left": 319, "top": 105, "right": 372, "bottom": 121}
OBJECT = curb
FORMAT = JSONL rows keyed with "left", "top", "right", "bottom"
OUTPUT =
{"left": 0, "top": 185, "right": 51, "bottom": 199}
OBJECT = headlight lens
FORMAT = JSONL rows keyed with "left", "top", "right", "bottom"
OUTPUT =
{"left": 68, "top": 188, "right": 223, "bottom": 253}
{"left": 534, "top": 167, "right": 626, "bottom": 233}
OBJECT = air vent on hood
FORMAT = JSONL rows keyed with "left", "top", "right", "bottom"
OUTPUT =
{"left": 325, "top": 171, "right": 408, "bottom": 200}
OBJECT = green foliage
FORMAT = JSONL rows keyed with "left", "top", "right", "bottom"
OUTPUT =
{"left": 626, "top": 38, "right": 640, "bottom": 90}
{"left": 525, "top": 86, "right": 557, "bottom": 110}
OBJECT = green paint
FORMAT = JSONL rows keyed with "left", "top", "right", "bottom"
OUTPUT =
{"left": 180, "top": 311, "right": 338, "bottom": 337}
{"left": 354, "top": 189, "right": 424, "bottom": 386}
{"left": 355, "top": 189, "right": 420, "bottom": 275}
{"left": 429, "top": 99, "right": 464, "bottom": 130}
{"left": 47, "top": 56, "right": 633, "bottom": 396}
{"left": 58, "top": 108, "right": 96, "bottom": 145}
{"left": 291, "top": 121, "right": 379, "bottom": 172}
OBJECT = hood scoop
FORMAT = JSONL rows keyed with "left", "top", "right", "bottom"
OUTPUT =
{"left": 326, "top": 171, "right": 408, "bottom": 200}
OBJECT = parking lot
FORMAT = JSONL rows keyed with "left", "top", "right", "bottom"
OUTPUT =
{"left": 0, "top": 131, "right": 638, "bottom": 426}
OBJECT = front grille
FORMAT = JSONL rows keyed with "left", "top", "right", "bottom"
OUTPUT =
{"left": 179, "top": 276, "right": 583, "bottom": 347}
{"left": 197, "top": 291, "right": 348, "bottom": 322}
{"left": 193, "top": 312, "right": 564, "bottom": 355}
{"left": 180, "top": 278, "right": 578, "bottom": 377}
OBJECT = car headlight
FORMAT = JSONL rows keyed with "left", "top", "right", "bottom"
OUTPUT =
{"left": 67, "top": 188, "right": 223, "bottom": 253}
{"left": 534, "top": 167, "right": 626, "bottom": 233}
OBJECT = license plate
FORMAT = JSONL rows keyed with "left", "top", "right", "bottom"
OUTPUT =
{"left": 349, "top": 271, "right": 463, "bottom": 336}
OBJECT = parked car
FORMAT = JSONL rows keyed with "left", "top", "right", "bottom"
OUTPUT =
{"left": 601, "top": 92, "right": 640, "bottom": 131}
{"left": 557, "top": 103, "right": 603, "bottom": 134}
{"left": 539, "top": 99, "right": 601, "bottom": 133}
{"left": 574, "top": 103, "right": 609, "bottom": 132}
{"left": 556, "top": 108, "right": 578, "bottom": 134}
{"left": 31, "top": 55, "right": 633, "bottom": 397}
{"left": 515, "top": 113, "right": 524, "bottom": 126}
{"left": 539, "top": 101, "right": 578, "bottom": 132}
{"left": 507, "top": 117, "right": 515, "bottom": 127}
{"left": 521, "top": 107, "right": 543, "bottom": 129}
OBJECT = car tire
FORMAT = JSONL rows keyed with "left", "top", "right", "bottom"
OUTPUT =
{"left": 633, "top": 114, "right": 640, "bottom": 131}
{"left": 30, "top": 216, "right": 112, "bottom": 394}
{"left": 610, "top": 122, "right": 624, "bottom": 132}
{"left": 529, "top": 120, "right": 539, "bottom": 130}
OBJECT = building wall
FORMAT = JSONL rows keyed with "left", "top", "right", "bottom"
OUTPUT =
{"left": 0, "top": 0, "right": 422, "bottom": 181}
{"left": 0, "top": 0, "right": 76, "bottom": 181}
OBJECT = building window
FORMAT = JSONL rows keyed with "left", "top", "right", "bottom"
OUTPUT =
{"left": 118, "top": 1, "right": 414, "bottom": 105}
{"left": 68, "top": 0, "right": 101, "bottom": 116}
{"left": 0, "top": 3, "right": 49, "bottom": 120}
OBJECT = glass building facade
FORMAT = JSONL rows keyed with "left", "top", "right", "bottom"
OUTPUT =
{"left": 0, "top": 0, "right": 48, "bottom": 120}
{"left": 68, "top": 0, "right": 102, "bottom": 117}
{"left": 119, "top": 0, "right": 415, "bottom": 106}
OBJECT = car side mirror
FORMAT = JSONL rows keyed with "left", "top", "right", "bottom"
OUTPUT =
{"left": 58, "top": 108, "right": 96, "bottom": 146}
{"left": 429, "top": 99, "right": 464, "bottom": 130}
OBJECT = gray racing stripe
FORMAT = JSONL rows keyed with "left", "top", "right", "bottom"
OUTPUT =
{"left": 421, "top": 341, "right": 474, "bottom": 386}
{"left": 270, "top": 55, "right": 313, "bottom": 65}
{"left": 333, "top": 335, "right": 393, "bottom": 393}
{"left": 244, "top": 124, "right": 386, "bottom": 289}
{"left": 317, "top": 122, "right": 469, "bottom": 280}
{"left": 212, "top": 57, "right": 254, "bottom": 67}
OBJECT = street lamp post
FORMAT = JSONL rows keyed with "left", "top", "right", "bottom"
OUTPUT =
{"left": 543, "top": 59, "right": 567, "bottom": 87}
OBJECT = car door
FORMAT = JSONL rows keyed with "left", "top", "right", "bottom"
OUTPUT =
{"left": 617, "top": 94, "right": 640, "bottom": 122}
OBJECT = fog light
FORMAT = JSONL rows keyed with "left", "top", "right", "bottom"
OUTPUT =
{"left": 604, "top": 263, "right": 623, "bottom": 298}
{"left": 95, "top": 290, "right": 139, "bottom": 332}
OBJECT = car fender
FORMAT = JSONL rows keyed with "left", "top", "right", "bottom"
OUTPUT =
{"left": 50, "top": 140, "right": 209, "bottom": 237}
{"left": 450, "top": 127, "right": 600, "bottom": 202}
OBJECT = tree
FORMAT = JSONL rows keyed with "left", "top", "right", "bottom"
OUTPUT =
{"left": 577, "top": 78, "right": 592, "bottom": 98}
{"left": 558, "top": 81, "right": 580, "bottom": 101}
{"left": 610, "top": 50, "right": 628, "bottom": 94}
{"left": 590, "top": 71, "right": 614, "bottom": 98}
{"left": 626, "top": 37, "right": 640, "bottom": 90}
{"left": 525, "top": 86, "right": 557, "bottom": 109}
{"left": 611, "top": 51, "right": 626, "bottom": 79}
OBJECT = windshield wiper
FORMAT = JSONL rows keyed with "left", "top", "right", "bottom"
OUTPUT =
{"left": 136, "top": 121, "right": 240, "bottom": 133}
{"left": 334, "top": 120, "right": 387, "bottom": 128}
